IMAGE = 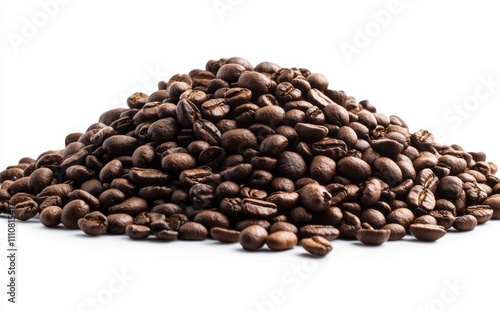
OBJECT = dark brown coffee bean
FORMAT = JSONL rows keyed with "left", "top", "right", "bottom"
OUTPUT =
{"left": 107, "top": 213, "right": 134, "bottom": 234}
{"left": 176, "top": 222, "right": 207, "bottom": 241}
{"left": 387, "top": 208, "right": 414, "bottom": 230}
{"left": 266, "top": 191, "right": 299, "bottom": 211}
{"left": 382, "top": 223, "right": 406, "bottom": 241}
{"left": 338, "top": 211, "right": 362, "bottom": 239}
{"left": 78, "top": 211, "right": 108, "bottom": 236}
{"left": 125, "top": 224, "right": 151, "bottom": 239}
{"left": 102, "top": 135, "right": 140, "bottom": 157}
{"left": 337, "top": 157, "right": 372, "bottom": 182}
{"left": 241, "top": 198, "right": 277, "bottom": 219}
{"left": 220, "top": 129, "right": 258, "bottom": 154}
{"left": 259, "top": 134, "right": 288, "bottom": 157}
{"left": 276, "top": 151, "right": 307, "bottom": 180}
{"left": 301, "top": 236, "right": 333, "bottom": 256}
{"left": 374, "top": 157, "right": 403, "bottom": 186}
{"left": 466, "top": 205, "right": 493, "bottom": 224}
{"left": 176, "top": 99, "right": 202, "bottom": 129}
{"left": 216, "top": 63, "right": 246, "bottom": 83}
{"left": 223, "top": 87, "right": 252, "bottom": 107}
{"left": 413, "top": 215, "right": 438, "bottom": 225}
{"left": 269, "top": 222, "right": 298, "bottom": 235}
{"left": 299, "top": 183, "right": 332, "bottom": 214}
{"left": 407, "top": 185, "right": 436, "bottom": 213}
{"left": 453, "top": 215, "right": 477, "bottom": 231}
{"left": 483, "top": 194, "right": 500, "bottom": 219}
{"left": 299, "top": 225, "right": 340, "bottom": 241}
{"left": 255, "top": 106, "right": 285, "bottom": 127}
{"left": 359, "top": 209, "right": 386, "bottom": 229}
{"left": 201, "top": 98, "right": 230, "bottom": 121}
{"left": 193, "top": 210, "right": 230, "bottom": 230}
{"left": 355, "top": 228, "right": 391, "bottom": 246}
{"left": 266, "top": 231, "right": 297, "bottom": 251}
{"left": 295, "top": 122, "right": 329, "bottom": 142}
{"left": 61, "top": 199, "right": 90, "bottom": 229}
{"left": 39, "top": 205, "right": 62, "bottom": 227}
{"left": 210, "top": 227, "right": 241, "bottom": 243}
{"left": 409, "top": 224, "right": 447, "bottom": 242}
{"left": 189, "top": 183, "right": 215, "bottom": 210}
{"left": 27, "top": 167, "right": 55, "bottom": 193}
{"left": 276, "top": 82, "right": 302, "bottom": 103}
{"left": 239, "top": 224, "right": 268, "bottom": 251}
{"left": 108, "top": 197, "right": 148, "bottom": 217}
{"left": 193, "top": 119, "right": 221, "bottom": 146}
{"left": 311, "top": 138, "right": 348, "bottom": 160}
{"left": 161, "top": 153, "right": 197, "bottom": 173}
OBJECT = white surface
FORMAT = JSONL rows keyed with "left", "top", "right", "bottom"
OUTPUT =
{"left": 1, "top": 0, "right": 500, "bottom": 310}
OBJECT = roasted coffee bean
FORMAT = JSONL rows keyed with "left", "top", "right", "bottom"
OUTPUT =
{"left": 299, "top": 225, "right": 340, "bottom": 241}
{"left": 266, "top": 231, "right": 298, "bottom": 251}
{"left": 193, "top": 119, "right": 221, "bottom": 146}
{"left": 255, "top": 106, "right": 285, "bottom": 127}
{"left": 295, "top": 123, "right": 329, "bottom": 142}
{"left": 125, "top": 224, "right": 151, "bottom": 240}
{"left": 161, "top": 153, "right": 197, "bottom": 173}
{"left": 407, "top": 185, "right": 436, "bottom": 212}
{"left": 11, "top": 196, "right": 39, "bottom": 221}
{"left": 382, "top": 223, "right": 406, "bottom": 241}
{"left": 466, "top": 205, "right": 493, "bottom": 224}
{"left": 299, "top": 183, "right": 332, "bottom": 213}
{"left": 338, "top": 211, "right": 362, "bottom": 239}
{"left": 276, "top": 151, "right": 307, "bottom": 180}
{"left": 241, "top": 198, "right": 277, "bottom": 219}
{"left": 374, "top": 157, "right": 403, "bottom": 186}
{"left": 177, "top": 99, "right": 202, "bottom": 129}
{"left": 220, "top": 129, "right": 258, "bottom": 154}
{"left": 78, "top": 211, "right": 108, "bottom": 236}
{"left": 312, "top": 138, "right": 348, "bottom": 160}
{"left": 301, "top": 236, "right": 333, "bottom": 256}
{"left": 107, "top": 213, "right": 134, "bottom": 234}
{"left": 178, "top": 222, "right": 209, "bottom": 240}
{"left": 39, "top": 205, "right": 62, "bottom": 227}
{"left": 355, "top": 228, "right": 391, "bottom": 246}
{"left": 429, "top": 210, "right": 455, "bottom": 230}
{"left": 102, "top": 135, "right": 140, "bottom": 157}
{"left": 337, "top": 157, "right": 372, "bottom": 182}
{"left": 269, "top": 222, "right": 298, "bottom": 235}
{"left": 61, "top": 199, "right": 91, "bottom": 229}
{"left": 483, "top": 194, "right": 500, "bottom": 219}
{"left": 128, "top": 168, "right": 169, "bottom": 187}
{"left": 193, "top": 210, "right": 230, "bottom": 230}
{"left": 267, "top": 191, "right": 300, "bottom": 211}
{"left": 189, "top": 183, "right": 215, "bottom": 210}
{"left": 210, "top": 227, "right": 241, "bottom": 243}
{"left": 108, "top": 197, "right": 148, "bottom": 217}
{"left": 150, "top": 220, "right": 178, "bottom": 241}
{"left": 27, "top": 167, "right": 55, "bottom": 193}
{"left": 413, "top": 215, "right": 438, "bottom": 225}
{"left": 239, "top": 224, "right": 268, "bottom": 251}
{"left": 409, "top": 224, "right": 447, "bottom": 242}
{"left": 387, "top": 208, "right": 414, "bottom": 230}
{"left": 359, "top": 209, "right": 386, "bottom": 229}
{"left": 453, "top": 215, "right": 477, "bottom": 231}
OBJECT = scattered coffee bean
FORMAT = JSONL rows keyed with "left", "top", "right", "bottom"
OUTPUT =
{"left": 239, "top": 225, "right": 268, "bottom": 251}
{"left": 301, "top": 236, "right": 333, "bottom": 256}
{"left": 78, "top": 211, "right": 108, "bottom": 236}
{"left": 266, "top": 231, "right": 298, "bottom": 251}
{"left": 409, "top": 224, "right": 447, "bottom": 242}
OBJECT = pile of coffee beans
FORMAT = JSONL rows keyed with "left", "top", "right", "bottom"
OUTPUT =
{"left": 1, "top": 57, "right": 499, "bottom": 257}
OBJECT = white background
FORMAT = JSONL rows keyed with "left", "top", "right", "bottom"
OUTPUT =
{"left": 1, "top": 0, "right": 500, "bottom": 310}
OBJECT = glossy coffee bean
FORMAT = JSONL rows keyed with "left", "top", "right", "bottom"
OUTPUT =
{"left": 301, "top": 236, "right": 333, "bottom": 256}
{"left": 239, "top": 225, "right": 269, "bottom": 251}
{"left": 266, "top": 231, "right": 298, "bottom": 251}
{"left": 78, "top": 211, "right": 108, "bottom": 236}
